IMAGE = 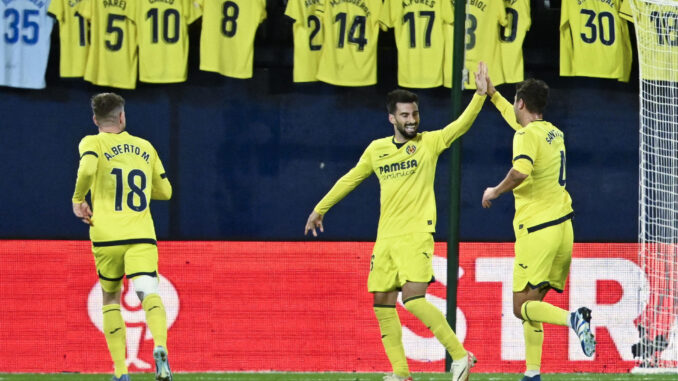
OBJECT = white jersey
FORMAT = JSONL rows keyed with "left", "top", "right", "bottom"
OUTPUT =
{"left": 0, "top": 0, "right": 54, "bottom": 89}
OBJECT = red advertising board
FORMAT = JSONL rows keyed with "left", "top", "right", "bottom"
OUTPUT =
{"left": 0, "top": 241, "right": 645, "bottom": 373}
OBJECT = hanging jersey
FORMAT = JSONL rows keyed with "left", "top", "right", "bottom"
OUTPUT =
{"left": 379, "top": 0, "right": 453, "bottom": 88}
{"left": 500, "top": 0, "right": 530, "bottom": 84}
{"left": 48, "top": 0, "right": 89, "bottom": 78}
{"left": 133, "top": 0, "right": 201, "bottom": 83}
{"left": 620, "top": 0, "right": 678, "bottom": 81}
{"left": 285, "top": 0, "right": 323, "bottom": 83}
{"left": 315, "top": 0, "right": 382, "bottom": 86}
{"left": 445, "top": 0, "right": 507, "bottom": 89}
{"left": 72, "top": 131, "right": 172, "bottom": 244}
{"left": 76, "top": 0, "right": 137, "bottom": 89}
{"left": 560, "top": 0, "right": 632, "bottom": 82}
{"left": 198, "top": 0, "right": 266, "bottom": 79}
{"left": 0, "top": 0, "right": 54, "bottom": 89}
{"left": 314, "top": 94, "right": 485, "bottom": 239}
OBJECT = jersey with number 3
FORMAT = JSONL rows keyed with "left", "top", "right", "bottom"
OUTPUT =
{"left": 133, "top": 0, "right": 201, "bottom": 83}
{"left": 379, "top": 0, "right": 453, "bottom": 88}
{"left": 0, "top": 0, "right": 54, "bottom": 89}
{"left": 560, "top": 0, "right": 632, "bottom": 82}
{"left": 73, "top": 132, "right": 171, "bottom": 243}
{"left": 198, "top": 0, "right": 266, "bottom": 79}
{"left": 76, "top": 0, "right": 137, "bottom": 89}
{"left": 48, "top": 0, "right": 90, "bottom": 78}
{"left": 315, "top": 0, "right": 382, "bottom": 86}
{"left": 500, "top": 0, "right": 531, "bottom": 84}
{"left": 285, "top": 0, "right": 323, "bottom": 83}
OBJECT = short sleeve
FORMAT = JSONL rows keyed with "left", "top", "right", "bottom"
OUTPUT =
{"left": 48, "top": 0, "right": 64, "bottom": 22}
{"left": 378, "top": 0, "right": 393, "bottom": 29}
{"left": 285, "top": 0, "right": 300, "bottom": 22}
{"left": 75, "top": 0, "right": 92, "bottom": 20}
{"left": 512, "top": 129, "right": 536, "bottom": 175}
{"left": 442, "top": 0, "right": 453, "bottom": 25}
{"left": 184, "top": 0, "right": 202, "bottom": 24}
{"left": 78, "top": 136, "right": 99, "bottom": 158}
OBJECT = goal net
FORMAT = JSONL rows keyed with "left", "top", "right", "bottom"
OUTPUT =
{"left": 632, "top": 0, "right": 678, "bottom": 373}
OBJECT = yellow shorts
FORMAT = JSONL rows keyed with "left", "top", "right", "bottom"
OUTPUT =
{"left": 92, "top": 243, "right": 159, "bottom": 293}
{"left": 513, "top": 218, "right": 573, "bottom": 293}
{"left": 367, "top": 232, "right": 435, "bottom": 293}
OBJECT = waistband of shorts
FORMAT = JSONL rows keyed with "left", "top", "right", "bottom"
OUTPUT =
{"left": 92, "top": 238, "right": 157, "bottom": 247}
{"left": 526, "top": 212, "right": 574, "bottom": 234}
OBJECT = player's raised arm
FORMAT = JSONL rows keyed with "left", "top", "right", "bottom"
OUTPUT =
{"left": 487, "top": 74, "right": 523, "bottom": 131}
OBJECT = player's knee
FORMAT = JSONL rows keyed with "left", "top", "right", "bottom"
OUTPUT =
{"left": 132, "top": 275, "right": 158, "bottom": 301}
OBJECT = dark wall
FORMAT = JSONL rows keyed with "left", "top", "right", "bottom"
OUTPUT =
{"left": 0, "top": 1, "right": 639, "bottom": 242}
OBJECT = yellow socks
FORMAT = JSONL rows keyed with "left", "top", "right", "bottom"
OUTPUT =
{"left": 521, "top": 301, "right": 569, "bottom": 326}
{"left": 374, "top": 305, "right": 410, "bottom": 378}
{"left": 403, "top": 296, "right": 467, "bottom": 361}
{"left": 523, "top": 320, "right": 543, "bottom": 373}
{"left": 142, "top": 294, "right": 168, "bottom": 350}
{"left": 102, "top": 304, "right": 128, "bottom": 378}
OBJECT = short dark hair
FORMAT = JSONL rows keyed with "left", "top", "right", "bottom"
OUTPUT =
{"left": 386, "top": 89, "right": 418, "bottom": 114}
{"left": 516, "top": 79, "right": 549, "bottom": 115}
{"left": 91, "top": 93, "right": 125, "bottom": 122}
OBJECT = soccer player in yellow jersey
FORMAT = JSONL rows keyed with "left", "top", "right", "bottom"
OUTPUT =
{"left": 72, "top": 93, "right": 173, "bottom": 381}
{"left": 305, "top": 63, "right": 490, "bottom": 381}
{"left": 481, "top": 78, "right": 596, "bottom": 381}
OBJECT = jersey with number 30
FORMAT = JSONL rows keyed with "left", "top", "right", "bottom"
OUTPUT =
{"left": 76, "top": 0, "right": 137, "bottom": 89}
{"left": 0, "top": 0, "right": 54, "bottom": 89}
{"left": 315, "top": 0, "right": 382, "bottom": 86}
{"left": 560, "top": 0, "right": 632, "bottom": 82}
{"left": 72, "top": 131, "right": 172, "bottom": 244}
{"left": 48, "top": 0, "right": 90, "bottom": 78}
{"left": 500, "top": 0, "right": 531, "bottom": 84}
{"left": 198, "top": 0, "right": 266, "bottom": 79}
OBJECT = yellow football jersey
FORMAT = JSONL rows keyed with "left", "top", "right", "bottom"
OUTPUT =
{"left": 198, "top": 0, "right": 266, "bottom": 79}
{"left": 379, "top": 0, "right": 453, "bottom": 88}
{"left": 72, "top": 131, "right": 172, "bottom": 244}
{"left": 491, "top": 93, "right": 574, "bottom": 231}
{"left": 560, "top": 0, "right": 633, "bottom": 82}
{"left": 48, "top": 0, "right": 90, "bottom": 78}
{"left": 500, "top": 0, "right": 531, "bottom": 84}
{"left": 285, "top": 0, "right": 323, "bottom": 83}
{"left": 133, "top": 0, "right": 201, "bottom": 83}
{"left": 620, "top": 0, "right": 678, "bottom": 81}
{"left": 315, "top": 0, "right": 382, "bottom": 86}
{"left": 76, "top": 0, "right": 137, "bottom": 89}
{"left": 314, "top": 94, "right": 486, "bottom": 239}
{"left": 444, "top": 0, "right": 507, "bottom": 89}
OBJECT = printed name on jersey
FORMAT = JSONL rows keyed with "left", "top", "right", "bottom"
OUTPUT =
{"left": 103, "top": 0, "right": 126, "bottom": 9}
{"left": 104, "top": 144, "right": 151, "bottom": 163}
{"left": 577, "top": 0, "right": 617, "bottom": 7}
{"left": 305, "top": 0, "right": 320, "bottom": 6}
{"left": 329, "top": 0, "right": 371, "bottom": 16}
{"left": 4, "top": 0, "right": 48, "bottom": 7}
{"left": 402, "top": 0, "right": 436, "bottom": 8}
{"left": 147, "top": 0, "right": 176, "bottom": 4}
{"left": 545, "top": 129, "right": 564, "bottom": 144}
{"left": 469, "top": 0, "right": 487, "bottom": 12}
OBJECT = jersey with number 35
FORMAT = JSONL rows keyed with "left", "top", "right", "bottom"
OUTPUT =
{"left": 560, "top": 0, "right": 632, "bottom": 82}
{"left": 198, "top": 0, "right": 267, "bottom": 79}
{"left": 76, "top": 0, "right": 138, "bottom": 89}
{"left": 73, "top": 132, "right": 171, "bottom": 243}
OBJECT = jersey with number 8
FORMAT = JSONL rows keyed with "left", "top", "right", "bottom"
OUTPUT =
{"left": 198, "top": 0, "right": 267, "bottom": 79}
{"left": 73, "top": 132, "right": 171, "bottom": 244}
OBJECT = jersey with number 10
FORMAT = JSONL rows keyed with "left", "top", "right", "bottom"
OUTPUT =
{"left": 560, "top": 0, "right": 632, "bottom": 82}
{"left": 77, "top": 0, "right": 137, "bottom": 89}
{"left": 198, "top": 0, "right": 266, "bottom": 79}
{"left": 73, "top": 132, "right": 171, "bottom": 243}
{"left": 315, "top": 0, "right": 382, "bottom": 86}
{"left": 0, "top": 0, "right": 54, "bottom": 89}
{"left": 285, "top": 0, "right": 323, "bottom": 82}
{"left": 501, "top": 0, "right": 531, "bottom": 84}
{"left": 379, "top": 0, "right": 453, "bottom": 88}
{"left": 133, "top": 0, "right": 201, "bottom": 83}
{"left": 48, "top": 0, "right": 90, "bottom": 78}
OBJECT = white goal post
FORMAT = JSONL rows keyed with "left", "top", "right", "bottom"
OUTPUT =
{"left": 631, "top": 0, "right": 678, "bottom": 374}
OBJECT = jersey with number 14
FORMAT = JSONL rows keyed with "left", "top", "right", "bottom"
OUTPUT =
{"left": 315, "top": 0, "right": 382, "bottom": 86}
{"left": 560, "top": 0, "right": 632, "bottom": 81}
{"left": 198, "top": 0, "right": 266, "bottom": 79}
{"left": 48, "top": 0, "right": 90, "bottom": 78}
{"left": 73, "top": 132, "right": 171, "bottom": 243}
{"left": 77, "top": 0, "right": 137, "bottom": 89}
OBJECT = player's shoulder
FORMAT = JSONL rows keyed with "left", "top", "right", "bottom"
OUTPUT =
{"left": 367, "top": 136, "right": 394, "bottom": 149}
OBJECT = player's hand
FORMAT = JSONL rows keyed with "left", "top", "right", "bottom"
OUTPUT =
{"left": 304, "top": 211, "right": 324, "bottom": 237}
{"left": 486, "top": 71, "right": 496, "bottom": 97}
{"left": 475, "top": 62, "right": 489, "bottom": 95}
{"left": 482, "top": 187, "right": 499, "bottom": 209}
{"left": 73, "top": 201, "right": 93, "bottom": 226}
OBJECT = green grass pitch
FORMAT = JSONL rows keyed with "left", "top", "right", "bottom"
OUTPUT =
{"left": 1, "top": 373, "right": 677, "bottom": 381}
